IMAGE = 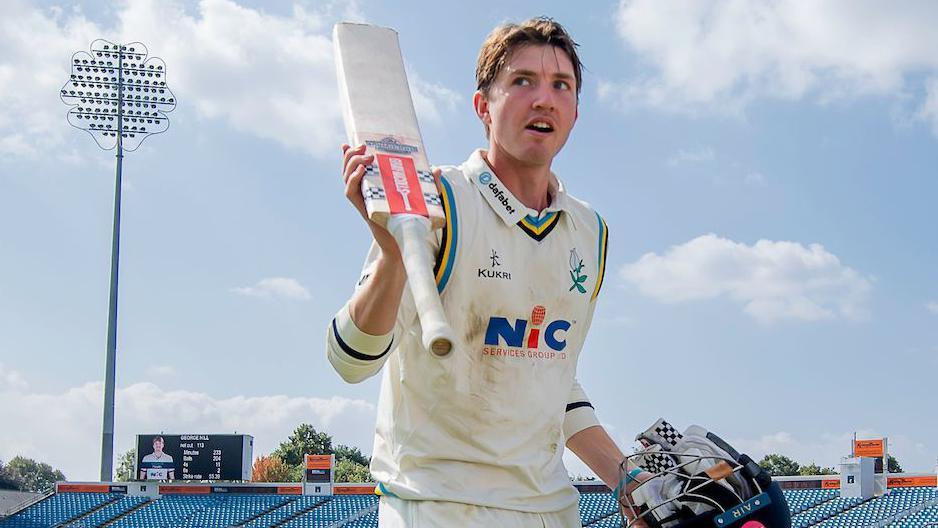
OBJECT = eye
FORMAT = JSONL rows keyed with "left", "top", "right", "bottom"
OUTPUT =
{"left": 554, "top": 79, "right": 571, "bottom": 90}
{"left": 513, "top": 77, "right": 531, "bottom": 86}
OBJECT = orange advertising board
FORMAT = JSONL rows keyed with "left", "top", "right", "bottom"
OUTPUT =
{"left": 159, "top": 485, "right": 211, "bottom": 494}
{"left": 888, "top": 476, "right": 937, "bottom": 488}
{"left": 854, "top": 439, "right": 885, "bottom": 458}
{"left": 333, "top": 484, "right": 375, "bottom": 495}
{"left": 821, "top": 479, "right": 841, "bottom": 489}
{"left": 277, "top": 486, "right": 303, "bottom": 495}
{"left": 57, "top": 484, "right": 110, "bottom": 493}
{"left": 305, "top": 454, "right": 333, "bottom": 470}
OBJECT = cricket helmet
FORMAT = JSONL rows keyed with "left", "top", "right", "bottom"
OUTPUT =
{"left": 617, "top": 419, "right": 792, "bottom": 528}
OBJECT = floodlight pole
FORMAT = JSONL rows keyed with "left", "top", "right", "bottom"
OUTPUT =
{"left": 100, "top": 49, "right": 125, "bottom": 482}
{"left": 61, "top": 39, "right": 175, "bottom": 482}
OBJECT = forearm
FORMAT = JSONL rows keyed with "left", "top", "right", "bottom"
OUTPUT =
{"left": 326, "top": 245, "right": 407, "bottom": 383}
{"left": 348, "top": 246, "right": 406, "bottom": 334}
{"left": 566, "top": 425, "right": 637, "bottom": 491}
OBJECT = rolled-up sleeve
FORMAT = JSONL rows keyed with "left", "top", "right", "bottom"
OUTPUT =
{"left": 326, "top": 301, "right": 395, "bottom": 383}
{"left": 563, "top": 378, "right": 600, "bottom": 440}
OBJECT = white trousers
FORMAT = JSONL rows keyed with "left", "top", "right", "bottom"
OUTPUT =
{"left": 378, "top": 496, "right": 581, "bottom": 528}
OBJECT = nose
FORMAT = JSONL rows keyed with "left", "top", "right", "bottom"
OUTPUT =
{"left": 531, "top": 82, "right": 555, "bottom": 112}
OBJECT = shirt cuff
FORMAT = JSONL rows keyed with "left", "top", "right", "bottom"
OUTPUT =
{"left": 333, "top": 303, "right": 394, "bottom": 360}
{"left": 563, "top": 402, "right": 600, "bottom": 441}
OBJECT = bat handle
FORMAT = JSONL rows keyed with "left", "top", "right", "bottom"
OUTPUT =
{"left": 386, "top": 214, "right": 456, "bottom": 357}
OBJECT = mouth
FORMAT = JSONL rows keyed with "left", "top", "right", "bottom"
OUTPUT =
{"left": 525, "top": 119, "right": 555, "bottom": 134}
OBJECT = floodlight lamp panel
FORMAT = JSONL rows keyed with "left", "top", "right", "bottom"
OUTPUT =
{"left": 64, "top": 39, "right": 174, "bottom": 151}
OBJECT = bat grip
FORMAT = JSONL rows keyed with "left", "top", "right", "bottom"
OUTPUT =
{"left": 386, "top": 214, "right": 456, "bottom": 357}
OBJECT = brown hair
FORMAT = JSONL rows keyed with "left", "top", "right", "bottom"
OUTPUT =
{"left": 476, "top": 17, "right": 583, "bottom": 99}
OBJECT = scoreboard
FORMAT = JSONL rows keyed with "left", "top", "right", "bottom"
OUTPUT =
{"left": 135, "top": 434, "right": 253, "bottom": 481}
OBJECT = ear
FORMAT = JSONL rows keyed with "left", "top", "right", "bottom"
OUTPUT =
{"left": 473, "top": 90, "right": 491, "bottom": 127}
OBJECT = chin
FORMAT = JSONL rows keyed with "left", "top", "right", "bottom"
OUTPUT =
{"left": 519, "top": 148, "right": 557, "bottom": 166}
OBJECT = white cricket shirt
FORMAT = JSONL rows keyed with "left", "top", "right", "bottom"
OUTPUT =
{"left": 327, "top": 150, "right": 609, "bottom": 513}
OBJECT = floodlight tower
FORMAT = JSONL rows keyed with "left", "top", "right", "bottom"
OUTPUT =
{"left": 60, "top": 39, "right": 176, "bottom": 481}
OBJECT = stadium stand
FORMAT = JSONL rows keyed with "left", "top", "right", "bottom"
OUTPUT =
{"left": 6, "top": 482, "right": 938, "bottom": 527}
{"left": 280, "top": 495, "right": 377, "bottom": 527}
{"left": 0, "top": 491, "right": 41, "bottom": 518}
{"left": 790, "top": 495, "right": 867, "bottom": 527}
{"left": 577, "top": 491, "right": 618, "bottom": 525}
{"left": 888, "top": 504, "right": 938, "bottom": 527}
{"left": 179, "top": 495, "right": 294, "bottom": 528}
{"left": 0, "top": 492, "right": 116, "bottom": 527}
{"left": 241, "top": 496, "right": 327, "bottom": 527}
{"left": 782, "top": 488, "right": 840, "bottom": 515}
{"left": 813, "top": 487, "right": 938, "bottom": 527}
{"left": 64, "top": 494, "right": 150, "bottom": 527}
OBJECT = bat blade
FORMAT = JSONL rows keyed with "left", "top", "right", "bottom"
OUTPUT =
{"left": 333, "top": 22, "right": 445, "bottom": 229}
{"left": 333, "top": 22, "right": 454, "bottom": 357}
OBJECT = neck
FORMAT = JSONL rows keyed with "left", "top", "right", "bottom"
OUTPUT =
{"left": 483, "top": 146, "right": 551, "bottom": 212}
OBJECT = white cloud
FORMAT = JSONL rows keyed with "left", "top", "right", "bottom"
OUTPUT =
{"left": 604, "top": 0, "right": 938, "bottom": 132}
{"left": 666, "top": 146, "right": 715, "bottom": 167}
{"left": 407, "top": 67, "right": 463, "bottom": 125}
{"left": 0, "top": 362, "right": 29, "bottom": 392}
{"left": 231, "top": 277, "right": 311, "bottom": 300}
{"left": 918, "top": 78, "right": 938, "bottom": 135}
{"left": 0, "top": 0, "right": 459, "bottom": 161}
{"left": 926, "top": 301, "right": 938, "bottom": 315}
{"left": 0, "top": 364, "right": 376, "bottom": 480}
{"left": 619, "top": 234, "right": 872, "bottom": 323}
{"left": 0, "top": 2, "right": 101, "bottom": 160}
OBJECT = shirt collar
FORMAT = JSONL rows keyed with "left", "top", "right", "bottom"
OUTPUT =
{"left": 463, "top": 149, "right": 574, "bottom": 227}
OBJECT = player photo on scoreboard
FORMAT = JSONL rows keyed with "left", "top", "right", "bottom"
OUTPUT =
{"left": 136, "top": 435, "right": 177, "bottom": 481}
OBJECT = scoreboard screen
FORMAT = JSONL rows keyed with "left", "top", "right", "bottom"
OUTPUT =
{"left": 135, "top": 434, "right": 253, "bottom": 481}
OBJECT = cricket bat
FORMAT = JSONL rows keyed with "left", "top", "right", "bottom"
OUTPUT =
{"left": 333, "top": 22, "right": 455, "bottom": 357}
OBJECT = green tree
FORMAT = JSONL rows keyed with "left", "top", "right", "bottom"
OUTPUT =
{"left": 273, "top": 424, "right": 333, "bottom": 468}
{"left": 3, "top": 456, "right": 66, "bottom": 492}
{"left": 758, "top": 454, "right": 800, "bottom": 476}
{"left": 798, "top": 462, "right": 837, "bottom": 476}
{"left": 334, "top": 444, "right": 369, "bottom": 467}
{"left": 271, "top": 424, "right": 374, "bottom": 482}
{"left": 115, "top": 448, "right": 137, "bottom": 482}
{"left": 887, "top": 454, "right": 903, "bottom": 473}
{"left": 334, "top": 459, "right": 372, "bottom": 483}
{"left": 0, "top": 460, "right": 18, "bottom": 490}
{"left": 289, "top": 464, "right": 306, "bottom": 483}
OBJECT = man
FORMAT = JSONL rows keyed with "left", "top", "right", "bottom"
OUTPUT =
{"left": 327, "top": 17, "right": 650, "bottom": 527}
{"left": 139, "top": 436, "right": 175, "bottom": 481}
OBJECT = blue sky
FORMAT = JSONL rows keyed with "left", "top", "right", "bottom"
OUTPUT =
{"left": 1, "top": 0, "right": 937, "bottom": 481}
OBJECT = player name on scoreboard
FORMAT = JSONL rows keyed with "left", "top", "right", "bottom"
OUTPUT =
{"left": 136, "top": 434, "right": 253, "bottom": 482}
{"left": 179, "top": 435, "right": 220, "bottom": 480}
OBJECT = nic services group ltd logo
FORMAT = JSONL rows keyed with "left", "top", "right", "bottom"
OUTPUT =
{"left": 482, "top": 305, "right": 572, "bottom": 360}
